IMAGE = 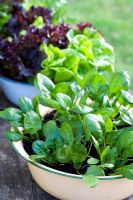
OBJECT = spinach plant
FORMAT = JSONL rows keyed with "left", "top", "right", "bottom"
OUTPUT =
{"left": 0, "top": 68, "right": 133, "bottom": 187}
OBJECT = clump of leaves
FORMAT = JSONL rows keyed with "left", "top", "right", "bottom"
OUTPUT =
{"left": 0, "top": 0, "right": 95, "bottom": 82}
{"left": 0, "top": 68, "right": 133, "bottom": 187}
{"left": 5, "top": 4, "right": 52, "bottom": 36}
{"left": 0, "top": 24, "right": 95, "bottom": 82}
{"left": 39, "top": 27, "right": 114, "bottom": 83}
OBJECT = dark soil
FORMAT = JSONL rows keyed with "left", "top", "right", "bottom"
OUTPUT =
{"left": 23, "top": 111, "right": 113, "bottom": 176}
{"left": 23, "top": 139, "right": 87, "bottom": 175}
{"left": 43, "top": 110, "right": 56, "bottom": 123}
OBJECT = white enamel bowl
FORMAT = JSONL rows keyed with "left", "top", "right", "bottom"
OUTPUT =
{"left": 12, "top": 140, "right": 133, "bottom": 200}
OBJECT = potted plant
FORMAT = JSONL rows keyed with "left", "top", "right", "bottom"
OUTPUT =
{"left": 0, "top": 0, "right": 67, "bottom": 104}
{"left": 0, "top": 1, "right": 114, "bottom": 105}
{"left": 0, "top": 68, "right": 133, "bottom": 200}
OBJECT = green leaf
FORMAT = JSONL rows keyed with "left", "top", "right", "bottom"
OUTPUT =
{"left": 71, "top": 104, "right": 92, "bottom": 114}
{"left": 4, "top": 131, "right": 22, "bottom": 141}
{"left": 123, "top": 144, "right": 133, "bottom": 158}
{"left": 32, "top": 16, "right": 44, "bottom": 29}
{"left": 70, "top": 82, "right": 82, "bottom": 95}
{"left": 69, "top": 120, "right": 83, "bottom": 143}
{"left": 67, "top": 29, "right": 79, "bottom": 42}
{"left": 84, "top": 114, "right": 105, "bottom": 144}
{"left": 29, "top": 154, "right": 46, "bottom": 161}
{"left": 110, "top": 71, "right": 130, "bottom": 94}
{"left": 43, "top": 120, "right": 63, "bottom": 148}
{"left": 63, "top": 48, "right": 83, "bottom": 73}
{"left": 83, "top": 27, "right": 102, "bottom": 39}
{"left": 56, "top": 147, "right": 70, "bottom": 163}
{"left": 88, "top": 74, "right": 108, "bottom": 98}
{"left": 41, "top": 44, "right": 64, "bottom": 67}
{"left": 91, "top": 37, "right": 114, "bottom": 71}
{"left": 106, "top": 126, "right": 133, "bottom": 146}
{"left": 0, "top": 108, "right": 22, "bottom": 121}
{"left": 0, "top": 3, "right": 10, "bottom": 29}
{"left": 60, "top": 122, "right": 74, "bottom": 146}
{"left": 101, "top": 163, "right": 114, "bottom": 169}
{"left": 19, "top": 30, "right": 27, "bottom": 36}
{"left": 85, "top": 165, "right": 105, "bottom": 176}
{"left": 10, "top": 121, "right": 23, "bottom": 128}
{"left": 36, "top": 73, "right": 55, "bottom": 94}
{"left": 120, "top": 107, "right": 133, "bottom": 125}
{"left": 84, "top": 165, "right": 105, "bottom": 187}
{"left": 39, "top": 94, "right": 61, "bottom": 110}
{"left": 83, "top": 125, "right": 91, "bottom": 142}
{"left": 54, "top": 68, "right": 74, "bottom": 83}
{"left": 70, "top": 34, "right": 94, "bottom": 60}
{"left": 87, "top": 157, "right": 99, "bottom": 165}
{"left": 91, "top": 135, "right": 100, "bottom": 154}
{"left": 102, "top": 95, "right": 112, "bottom": 108}
{"left": 24, "top": 111, "right": 42, "bottom": 134}
{"left": 80, "top": 68, "right": 97, "bottom": 88}
{"left": 122, "top": 164, "right": 133, "bottom": 180}
{"left": 32, "top": 140, "right": 47, "bottom": 155}
{"left": 109, "top": 147, "right": 119, "bottom": 164}
{"left": 54, "top": 82, "right": 71, "bottom": 95}
{"left": 120, "top": 90, "right": 133, "bottom": 104}
{"left": 19, "top": 97, "right": 34, "bottom": 113}
{"left": 101, "top": 146, "right": 111, "bottom": 163}
{"left": 56, "top": 93, "right": 72, "bottom": 109}
{"left": 105, "top": 117, "right": 113, "bottom": 132}
{"left": 96, "top": 107, "right": 114, "bottom": 119}
{"left": 83, "top": 175, "right": 98, "bottom": 188}
{"left": 116, "top": 131, "right": 133, "bottom": 151}
{"left": 71, "top": 144, "right": 87, "bottom": 167}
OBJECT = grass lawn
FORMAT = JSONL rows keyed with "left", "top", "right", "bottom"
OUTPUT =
{"left": 66, "top": 0, "right": 133, "bottom": 87}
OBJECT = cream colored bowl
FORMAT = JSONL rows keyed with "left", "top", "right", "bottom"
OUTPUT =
{"left": 12, "top": 140, "right": 133, "bottom": 200}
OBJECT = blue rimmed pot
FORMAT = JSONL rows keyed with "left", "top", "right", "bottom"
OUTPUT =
{"left": 0, "top": 77, "right": 38, "bottom": 105}
{"left": 11, "top": 140, "right": 133, "bottom": 200}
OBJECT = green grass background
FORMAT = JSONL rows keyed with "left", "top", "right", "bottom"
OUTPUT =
{"left": 66, "top": 0, "right": 133, "bottom": 86}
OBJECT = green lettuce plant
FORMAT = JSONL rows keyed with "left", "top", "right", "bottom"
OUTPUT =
{"left": 39, "top": 28, "right": 114, "bottom": 84}
{"left": 0, "top": 68, "right": 133, "bottom": 187}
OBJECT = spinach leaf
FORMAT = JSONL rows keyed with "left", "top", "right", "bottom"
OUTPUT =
{"left": 24, "top": 111, "right": 42, "bottom": 135}
{"left": 4, "top": 131, "right": 22, "bottom": 141}
{"left": 0, "top": 108, "right": 22, "bottom": 122}
{"left": 84, "top": 114, "right": 105, "bottom": 144}
{"left": 120, "top": 106, "right": 133, "bottom": 125}
{"left": 56, "top": 93, "right": 72, "bottom": 109}
{"left": 60, "top": 122, "right": 74, "bottom": 146}
{"left": 36, "top": 73, "right": 55, "bottom": 94}
{"left": 83, "top": 165, "right": 105, "bottom": 188}
{"left": 43, "top": 120, "right": 63, "bottom": 148}
{"left": 19, "top": 97, "right": 34, "bottom": 113}
{"left": 110, "top": 71, "right": 130, "bottom": 94}
{"left": 122, "top": 164, "right": 133, "bottom": 180}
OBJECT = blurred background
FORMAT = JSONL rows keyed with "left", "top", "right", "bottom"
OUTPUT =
{"left": 66, "top": 0, "right": 133, "bottom": 87}
{"left": 0, "top": 0, "right": 133, "bottom": 86}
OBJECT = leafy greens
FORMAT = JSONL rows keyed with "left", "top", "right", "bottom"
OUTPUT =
{"left": 0, "top": 68, "right": 133, "bottom": 187}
